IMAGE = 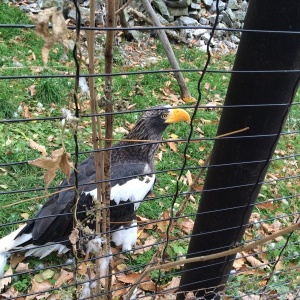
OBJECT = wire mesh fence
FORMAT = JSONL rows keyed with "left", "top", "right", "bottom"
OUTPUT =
{"left": 0, "top": 0, "right": 300, "bottom": 299}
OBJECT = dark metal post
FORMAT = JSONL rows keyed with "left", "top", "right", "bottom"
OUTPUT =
{"left": 178, "top": 1, "right": 300, "bottom": 298}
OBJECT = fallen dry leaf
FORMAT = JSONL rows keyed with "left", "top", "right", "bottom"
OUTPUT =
{"left": 139, "top": 280, "right": 159, "bottom": 292}
{"left": 162, "top": 276, "right": 180, "bottom": 293}
{"left": 0, "top": 267, "right": 13, "bottom": 293}
{"left": 54, "top": 269, "right": 74, "bottom": 287}
{"left": 0, "top": 286, "right": 19, "bottom": 298}
{"left": 137, "top": 215, "right": 154, "bottom": 230}
{"left": 156, "top": 150, "right": 163, "bottom": 161}
{"left": 275, "top": 257, "right": 284, "bottom": 271}
{"left": 23, "top": 104, "right": 32, "bottom": 118}
{"left": 25, "top": 278, "right": 52, "bottom": 300}
{"left": 200, "top": 118, "right": 212, "bottom": 125}
{"left": 69, "top": 228, "right": 79, "bottom": 245}
{"left": 167, "top": 141, "right": 177, "bottom": 152}
{"left": 21, "top": 212, "right": 30, "bottom": 220}
{"left": 232, "top": 253, "right": 246, "bottom": 270}
{"left": 29, "top": 139, "right": 47, "bottom": 156}
{"left": 10, "top": 254, "right": 25, "bottom": 268}
{"left": 185, "top": 170, "right": 193, "bottom": 186}
{"left": 15, "top": 262, "right": 32, "bottom": 273}
{"left": 242, "top": 252, "right": 267, "bottom": 270}
{"left": 139, "top": 235, "right": 157, "bottom": 253}
{"left": 28, "top": 84, "right": 37, "bottom": 96}
{"left": 29, "top": 148, "right": 73, "bottom": 191}
{"left": 117, "top": 273, "right": 141, "bottom": 284}
{"left": 111, "top": 283, "right": 128, "bottom": 298}
{"left": 157, "top": 210, "right": 171, "bottom": 234}
{"left": 256, "top": 200, "right": 274, "bottom": 210}
{"left": 261, "top": 222, "right": 275, "bottom": 234}
{"left": 30, "top": 7, "right": 69, "bottom": 66}
{"left": 180, "top": 217, "right": 194, "bottom": 235}
{"left": 183, "top": 96, "right": 197, "bottom": 103}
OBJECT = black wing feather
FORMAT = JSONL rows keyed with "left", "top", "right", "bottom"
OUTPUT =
{"left": 16, "top": 154, "right": 154, "bottom": 246}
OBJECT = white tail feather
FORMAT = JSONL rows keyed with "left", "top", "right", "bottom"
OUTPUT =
{"left": 0, "top": 226, "right": 69, "bottom": 277}
{"left": 0, "top": 253, "right": 7, "bottom": 277}
{"left": 24, "top": 243, "right": 69, "bottom": 258}
{"left": 0, "top": 225, "right": 32, "bottom": 277}
{"left": 0, "top": 225, "right": 31, "bottom": 253}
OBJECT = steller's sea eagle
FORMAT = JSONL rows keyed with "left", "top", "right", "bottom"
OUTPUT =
{"left": 0, "top": 105, "right": 190, "bottom": 276}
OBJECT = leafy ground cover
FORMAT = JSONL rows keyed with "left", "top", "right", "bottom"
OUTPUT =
{"left": 0, "top": 2, "right": 299, "bottom": 299}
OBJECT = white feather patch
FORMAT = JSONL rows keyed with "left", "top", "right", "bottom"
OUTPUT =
{"left": 0, "top": 253, "right": 8, "bottom": 277}
{"left": 111, "top": 221, "right": 137, "bottom": 251}
{"left": 79, "top": 281, "right": 91, "bottom": 300}
{"left": 86, "top": 237, "right": 104, "bottom": 256}
{"left": 85, "top": 164, "right": 155, "bottom": 209}
{"left": 0, "top": 225, "right": 30, "bottom": 252}
{"left": 24, "top": 243, "right": 69, "bottom": 258}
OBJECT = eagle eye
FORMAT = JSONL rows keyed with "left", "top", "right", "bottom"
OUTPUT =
{"left": 161, "top": 113, "right": 168, "bottom": 119}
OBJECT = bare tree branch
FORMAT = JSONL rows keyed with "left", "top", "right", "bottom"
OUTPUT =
{"left": 140, "top": 0, "right": 192, "bottom": 99}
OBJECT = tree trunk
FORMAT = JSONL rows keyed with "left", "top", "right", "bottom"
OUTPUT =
{"left": 177, "top": 1, "right": 300, "bottom": 299}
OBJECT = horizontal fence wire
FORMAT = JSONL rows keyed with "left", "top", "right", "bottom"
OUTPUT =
{"left": 0, "top": 0, "right": 300, "bottom": 299}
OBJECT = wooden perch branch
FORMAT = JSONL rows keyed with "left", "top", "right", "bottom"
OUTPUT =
{"left": 140, "top": 0, "right": 192, "bottom": 99}
{"left": 128, "top": 8, "right": 188, "bottom": 45}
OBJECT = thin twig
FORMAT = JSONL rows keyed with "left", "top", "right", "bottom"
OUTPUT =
{"left": 103, "top": 1, "right": 116, "bottom": 299}
{"left": 86, "top": 0, "right": 104, "bottom": 297}
{"left": 115, "top": 0, "right": 133, "bottom": 15}
{"left": 1, "top": 187, "right": 74, "bottom": 208}
{"left": 125, "top": 221, "right": 300, "bottom": 299}
{"left": 128, "top": 7, "right": 188, "bottom": 45}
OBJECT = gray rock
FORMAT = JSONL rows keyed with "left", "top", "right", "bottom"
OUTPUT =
{"left": 222, "top": 8, "right": 235, "bottom": 27}
{"left": 200, "top": 8, "right": 207, "bottom": 15}
{"left": 165, "top": 0, "right": 189, "bottom": 8}
{"left": 199, "top": 44, "right": 210, "bottom": 52}
{"left": 176, "top": 16, "right": 199, "bottom": 26}
{"left": 19, "top": 5, "right": 32, "bottom": 12}
{"left": 193, "top": 28, "right": 208, "bottom": 37}
{"left": 202, "top": 0, "right": 213, "bottom": 7}
{"left": 241, "top": 0, "right": 248, "bottom": 12}
{"left": 215, "top": 22, "right": 227, "bottom": 36}
{"left": 198, "top": 39, "right": 205, "bottom": 47}
{"left": 152, "top": 0, "right": 170, "bottom": 20}
{"left": 167, "top": 6, "right": 189, "bottom": 16}
{"left": 83, "top": 1, "right": 90, "bottom": 7}
{"left": 191, "top": 2, "right": 201, "bottom": 10}
{"left": 189, "top": 11, "right": 199, "bottom": 20}
{"left": 199, "top": 17, "right": 208, "bottom": 25}
{"left": 227, "top": 0, "right": 239, "bottom": 10}
{"left": 201, "top": 32, "right": 211, "bottom": 43}
{"left": 230, "top": 34, "right": 240, "bottom": 43}
{"left": 68, "top": 7, "right": 91, "bottom": 24}
{"left": 210, "top": 0, "right": 226, "bottom": 13}
{"left": 208, "top": 14, "right": 223, "bottom": 25}
{"left": 156, "top": 13, "right": 169, "bottom": 25}
{"left": 235, "top": 11, "right": 246, "bottom": 21}
{"left": 38, "top": 0, "right": 64, "bottom": 8}
{"left": 224, "top": 39, "right": 237, "bottom": 49}
{"left": 95, "top": 13, "right": 104, "bottom": 25}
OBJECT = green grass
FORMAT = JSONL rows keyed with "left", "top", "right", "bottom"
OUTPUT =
{"left": 0, "top": 2, "right": 300, "bottom": 298}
